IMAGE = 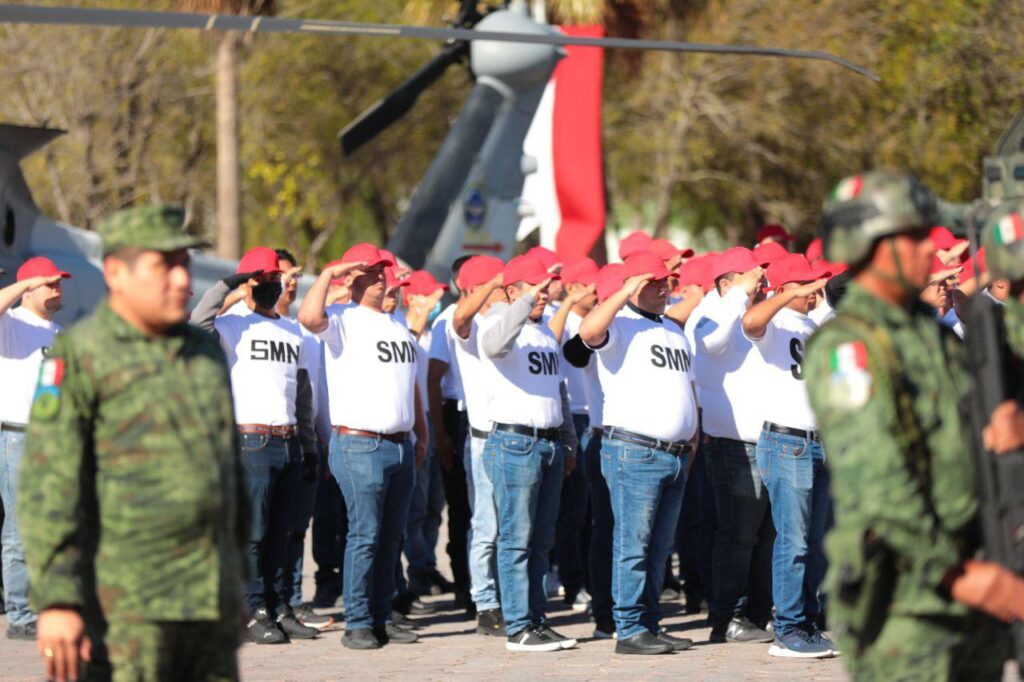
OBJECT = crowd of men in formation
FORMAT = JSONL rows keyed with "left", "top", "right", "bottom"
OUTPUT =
{"left": 2, "top": 172, "right": 1024, "bottom": 680}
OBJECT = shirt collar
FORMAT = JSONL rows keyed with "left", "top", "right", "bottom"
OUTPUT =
{"left": 626, "top": 301, "right": 662, "bottom": 323}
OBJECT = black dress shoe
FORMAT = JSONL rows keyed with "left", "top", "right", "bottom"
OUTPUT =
{"left": 656, "top": 630, "right": 693, "bottom": 651}
{"left": 427, "top": 569, "right": 456, "bottom": 594}
{"left": 725, "top": 616, "right": 773, "bottom": 643}
{"left": 277, "top": 605, "right": 319, "bottom": 640}
{"left": 615, "top": 631, "right": 674, "bottom": 655}
{"left": 343, "top": 627, "right": 382, "bottom": 650}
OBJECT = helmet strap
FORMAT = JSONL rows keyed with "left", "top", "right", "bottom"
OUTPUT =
{"left": 866, "top": 237, "right": 919, "bottom": 297}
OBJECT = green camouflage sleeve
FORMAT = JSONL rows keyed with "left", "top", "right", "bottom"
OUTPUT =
{"left": 805, "top": 326, "right": 959, "bottom": 590}
{"left": 18, "top": 333, "right": 97, "bottom": 611}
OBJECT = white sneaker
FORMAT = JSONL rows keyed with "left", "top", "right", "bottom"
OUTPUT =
{"left": 506, "top": 625, "right": 563, "bottom": 652}
{"left": 571, "top": 589, "right": 592, "bottom": 613}
{"left": 545, "top": 570, "right": 563, "bottom": 598}
{"left": 592, "top": 627, "right": 615, "bottom": 640}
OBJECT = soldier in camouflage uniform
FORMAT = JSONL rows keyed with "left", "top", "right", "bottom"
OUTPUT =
{"left": 804, "top": 171, "right": 1024, "bottom": 680}
{"left": 18, "top": 205, "right": 249, "bottom": 682}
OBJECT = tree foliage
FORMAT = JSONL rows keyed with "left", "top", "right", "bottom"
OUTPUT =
{"left": 2, "top": 0, "right": 1022, "bottom": 264}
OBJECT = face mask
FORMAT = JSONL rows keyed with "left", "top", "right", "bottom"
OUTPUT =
{"left": 427, "top": 300, "right": 443, "bottom": 323}
{"left": 252, "top": 282, "right": 283, "bottom": 310}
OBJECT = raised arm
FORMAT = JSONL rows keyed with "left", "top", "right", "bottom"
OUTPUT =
{"left": 579, "top": 274, "right": 651, "bottom": 347}
{"left": 0, "top": 275, "right": 62, "bottom": 316}
{"left": 298, "top": 261, "right": 364, "bottom": 334}
{"left": 742, "top": 279, "right": 826, "bottom": 340}
{"left": 453, "top": 273, "right": 503, "bottom": 340}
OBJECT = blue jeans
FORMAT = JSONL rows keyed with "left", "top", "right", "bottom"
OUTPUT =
{"left": 755, "top": 427, "right": 829, "bottom": 635}
{"left": 241, "top": 433, "right": 299, "bottom": 614}
{"left": 404, "top": 444, "right": 445, "bottom": 580}
{"left": 484, "top": 430, "right": 564, "bottom": 637}
{"left": 601, "top": 435, "right": 688, "bottom": 639}
{"left": 465, "top": 435, "right": 500, "bottom": 611}
{"left": 706, "top": 436, "right": 775, "bottom": 629}
{"left": 330, "top": 432, "right": 415, "bottom": 630}
{"left": 582, "top": 430, "right": 613, "bottom": 628}
{"left": 1, "top": 429, "right": 34, "bottom": 626}
{"left": 286, "top": 443, "right": 321, "bottom": 607}
{"left": 556, "top": 414, "right": 591, "bottom": 598}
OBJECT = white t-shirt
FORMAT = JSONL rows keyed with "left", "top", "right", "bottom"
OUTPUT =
{"left": 0, "top": 307, "right": 62, "bottom": 424}
{"left": 746, "top": 307, "right": 818, "bottom": 431}
{"left": 809, "top": 298, "right": 835, "bottom": 326}
{"left": 428, "top": 304, "right": 465, "bottom": 405}
{"left": 563, "top": 311, "right": 590, "bottom": 415}
{"left": 693, "top": 287, "right": 769, "bottom": 442}
{"left": 588, "top": 305, "right": 697, "bottom": 443}
{"left": 416, "top": 329, "right": 431, "bottom": 405}
{"left": 581, "top": 358, "right": 604, "bottom": 428}
{"left": 215, "top": 312, "right": 308, "bottom": 426}
{"left": 684, "top": 289, "right": 720, "bottom": 354}
{"left": 451, "top": 317, "right": 493, "bottom": 433}
{"left": 479, "top": 304, "right": 564, "bottom": 429}
{"left": 318, "top": 304, "right": 418, "bottom": 434}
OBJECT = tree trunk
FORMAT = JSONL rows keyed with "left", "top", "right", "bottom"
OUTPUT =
{"left": 215, "top": 32, "right": 241, "bottom": 260}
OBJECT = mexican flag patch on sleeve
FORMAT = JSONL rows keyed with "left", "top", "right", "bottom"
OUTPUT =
{"left": 827, "top": 341, "right": 871, "bottom": 410}
{"left": 32, "top": 357, "right": 65, "bottom": 420}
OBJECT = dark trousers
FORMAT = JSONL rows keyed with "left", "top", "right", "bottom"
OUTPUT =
{"left": 582, "top": 431, "right": 613, "bottom": 628}
{"left": 675, "top": 440, "right": 714, "bottom": 601}
{"left": 706, "top": 436, "right": 775, "bottom": 629}
{"left": 555, "top": 413, "right": 591, "bottom": 598}
{"left": 241, "top": 433, "right": 301, "bottom": 614}
{"left": 284, "top": 443, "right": 320, "bottom": 607}
{"left": 440, "top": 400, "right": 471, "bottom": 594}
{"left": 312, "top": 458, "right": 347, "bottom": 594}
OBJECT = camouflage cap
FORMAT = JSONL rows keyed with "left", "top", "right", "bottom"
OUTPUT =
{"left": 821, "top": 170, "right": 939, "bottom": 266}
{"left": 99, "top": 205, "right": 209, "bottom": 255}
{"left": 982, "top": 199, "right": 1024, "bottom": 282}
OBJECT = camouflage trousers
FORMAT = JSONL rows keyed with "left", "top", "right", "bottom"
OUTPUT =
{"left": 841, "top": 612, "right": 1010, "bottom": 682}
{"left": 84, "top": 616, "right": 240, "bottom": 682}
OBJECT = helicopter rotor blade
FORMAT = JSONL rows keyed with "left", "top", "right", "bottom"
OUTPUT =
{"left": 340, "top": 42, "right": 467, "bottom": 157}
{"left": 0, "top": 4, "right": 879, "bottom": 81}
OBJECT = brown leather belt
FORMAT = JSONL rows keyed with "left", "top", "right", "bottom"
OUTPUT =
{"left": 591, "top": 427, "right": 604, "bottom": 439}
{"left": 238, "top": 423, "right": 297, "bottom": 438}
{"left": 332, "top": 425, "right": 409, "bottom": 444}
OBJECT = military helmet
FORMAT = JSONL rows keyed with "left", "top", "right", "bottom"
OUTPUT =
{"left": 821, "top": 170, "right": 939, "bottom": 266}
{"left": 982, "top": 199, "right": 1024, "bottom": 282}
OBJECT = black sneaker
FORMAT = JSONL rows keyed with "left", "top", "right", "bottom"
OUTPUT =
{"left": 277, "top": 605, "right": 319, "bottom": 640}
{"left": 5, "top": 621, "right": 37, "bottom": 641}
{"left": 656, "top": 630, "right": 693, "bottom": 651}
{"left": 374, "top": 622, "right": 419, "bottom": 645}
{"left": 247, "top": 608, "right": 288, "bottom": 645}
{"left": 342, "top": 627, "right": 381, "bottom": 650}
{"left": 506, "top": 624, "right": 563, "bottom": 652}
{"left": 476, "top": 608, "right": 506, "bottom": 636}
{"left": 409, "top": 598, "right": 436, "bottom": 615}
{"left": 724, "top": 616, "right": 773, "bottom": 643}
{"left": 615, "top": 630, "right": 673, "bottom": 655}
{"left": 683, "top": 592, "right": 704, "bottom": 615}
{"left": 392, "top": 610, "right": 417, "bottom": 629}
{"left": 312, "top": 581, "right": 340, "bottom": 609}
{"left": 536, "top": 624, "right": 577, "bottom": 650}
{"left": 293, "top": 603, "right": 334, "bottom": 630}
{"left": 427, "top": 569, "right": 456, "bottom": 594}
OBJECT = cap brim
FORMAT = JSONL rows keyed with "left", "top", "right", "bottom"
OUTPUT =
{"left": 930, "top": 266, "right": 962, "bottom": 283}
{"left": 680, "top": 248, "right": 695, "bottom": 258}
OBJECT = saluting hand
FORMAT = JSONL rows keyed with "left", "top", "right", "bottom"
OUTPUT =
{"left": 36, "top": 608, "right": 91, "bottom": 682}
{"left": 22, "top": 274, "right": 63, "bottom": 292}
{"left": 527, "top": 277, "right": 553, "bottom": 299}
{"left": 565, "top": 283, "right": 596, "bottom": 306}
{"left": 790, "top": 278, "right": 829, "bottom": 299}
{"left": 621, "top": 273, "right": 653, "bottom": 298}
{"left": 282, "top": 265, "right": 303, "bottom": 287}
{"left": 736, "top": 267, "right": 765, "bottom": 296}
{"left": 324, "top": 260, "right": 367, "bottom": 280}
{"left": 222, "top": 270, "right": 263, "bottom": 290}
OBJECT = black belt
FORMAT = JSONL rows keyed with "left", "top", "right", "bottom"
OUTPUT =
{"left": 605, "top": 426, "right": 692, "bottom": 457}
{"left": 765, "top": 422, "right": 820, "bottom": 443}
{"left": 470, "top": 426, "right": 490, "bottom": 440}
{"left": 492, "top": 423, "right": 559, "bottom": 442}
{"left": 0, "top": 421, "right": 26, "bottom": 433}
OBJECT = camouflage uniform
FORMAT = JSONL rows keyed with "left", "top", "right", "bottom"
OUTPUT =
{"left": 804, "top": 173, "right": 1010, "bottom": 680}
{"left": 18, "top": 206, "right": 248, "bottom": 682}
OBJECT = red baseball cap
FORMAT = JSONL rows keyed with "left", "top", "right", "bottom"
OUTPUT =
{"left": 236, "top": 246, "right": 282, "bottom": 276}
{"left": 404, "top": 269, "right": 447, "bottom": 297}
{"left": 805, "top": 238, "right": 824, "bottom": 262}
{"left": 677, "top": 253, "right": 713, "bottom": 290}
{"left": 752, "top": 241, "right": 789, "bottom": 266}
{"left": 503, "top": 254, "right": 559, "bottom": 287}
{"left": 341, "top": 243, "right": 395, "bottom": 269}
{"left": 930, "top": 226, "right": 969, "bottom": 263}
{"left": 929, "top": 255, "right": 962, "bottom": 283}
{"left": 648, "top": 238, "right": 695, "bottom": 262}
{"left": 813, "top": 259, "right": 848, "bottom": 279}
{"left": 709, "top": 247, "right": 767, "bottom": 281}
{"left": 458, "top": 255, "right": 505, "bottom": 291}
{"left": 526, "top": 246, "right": 562, "bottom": 272}
{"left": 623, "top": 251, "right": 672, "bottom": 282}
{"left": 618, "top": 231, "right": 653, "bottom": 260}
{"left": 962, "top": 247, "right": 987, "bottom": 279}
{"left": 596, "top": 263, "right": 626, "bottom": 303}
{"left": 17, "top": 256, "right": 71, "bottom": 282}
{"left": 560, "top": 257, "right": 600, "bottom": 286}
{"left": 766, "top": 254, "right": 825, "bottom": 288}
{"left": 384, "top": 266, "right": 410, "bottom": 293}
{"left": 756, "top": 224, "right": 795, "bottom": 243}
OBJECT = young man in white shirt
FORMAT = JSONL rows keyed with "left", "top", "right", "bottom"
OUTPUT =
{"left": 449, "top": 255, "right": 509, "bottom": 636}
{"left": 190, "top": 247, "right": 320, "bottom": 644}
{"left": 693, "top": 247, "right": 776, "bottom": 645}
{"left": 546, "top": 258, "right": 599, "bottom": 614}
{"left": 0, "top": 257, "right": 69, "bottom": 640}
{"left": 478, "top": 254, "right": 578, "bottom": 652}
{"left": 580, "top": 251, "right": 699, "bottom": 655}
{"left": 742, "top": 254, "right": 834, "bottom": 658}
{"left": 298, "top": 243, "right": 428, "bottom": 651}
